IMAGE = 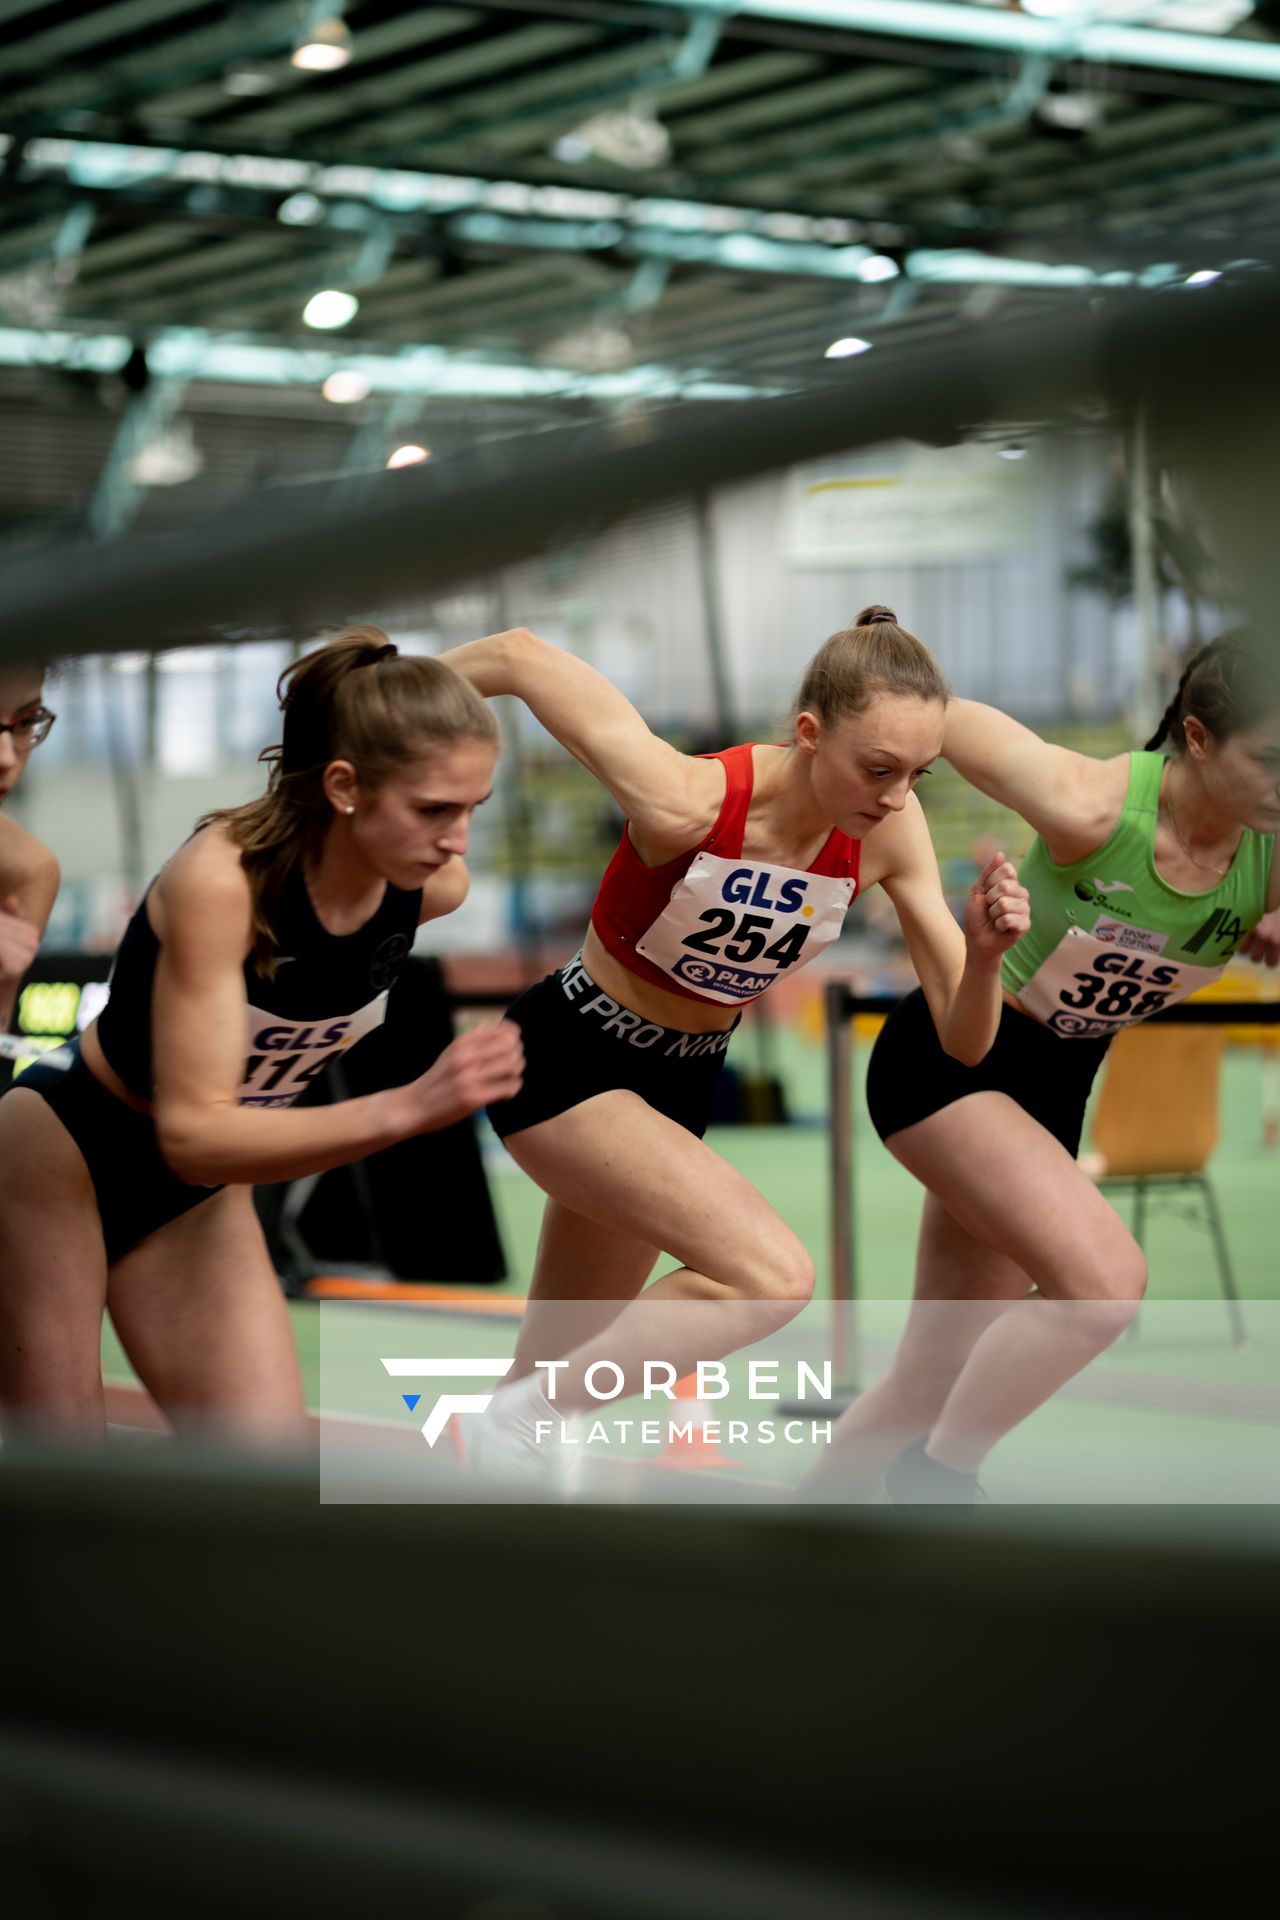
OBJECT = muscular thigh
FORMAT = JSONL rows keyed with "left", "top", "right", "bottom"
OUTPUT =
{"left": 888, "top": 1090, "right": 1139, "bottom": 1300}
{"left": 913, "top": 1190, "right": 1034, "bottom": 1304}
{"left": 514, "top": 1199, "right": 661, "bottom": 1369}
{"left": 107, "top": 1185, "right": 304, "bottom": 1429}
{"left": 530, "top": 1197, "right": 660, "bottom": 1302}
{"left": 504, "top": 1090, "right": 801, "bottom": 1283}
{"left": 0, "top": 1087, "right": 109, "bottom": 1402}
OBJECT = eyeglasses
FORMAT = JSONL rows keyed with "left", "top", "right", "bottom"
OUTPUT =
{"left": 0, "top": 706, "right": 56, "bottom": 752}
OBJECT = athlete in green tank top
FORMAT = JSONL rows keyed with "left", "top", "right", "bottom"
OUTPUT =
{"left": 1004, "top": 750, "right": 1274, "bottom": 1040}
{"left": 805, "top": 635, "right": 1280, "bottom": 1509}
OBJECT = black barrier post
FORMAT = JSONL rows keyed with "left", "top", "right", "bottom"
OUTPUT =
{"left": 782, "top": 978, "right": 864, "bottom": 1418}
{"left": 828, "top": 979, "right": 856, "bottom": 1396}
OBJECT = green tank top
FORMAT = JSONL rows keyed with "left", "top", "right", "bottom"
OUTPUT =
{"left": 1001, "top": 751, "right": 1274, "bottom": 1040}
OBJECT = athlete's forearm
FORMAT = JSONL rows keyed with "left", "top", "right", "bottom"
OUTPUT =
{"left": 156, "top": 1083, "right": 420, "bottom": 1187}
{"left": 935, "top": 950, "right": 1004, "bottom": 1067}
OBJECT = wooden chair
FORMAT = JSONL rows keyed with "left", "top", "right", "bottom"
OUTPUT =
{"left": 1086, "top": 1024, "right": 1245, "bottom": 1344}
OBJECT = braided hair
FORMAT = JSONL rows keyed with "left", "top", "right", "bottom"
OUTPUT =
{"left": 1145, "top": 635, "right": 1278, "bottom": 755}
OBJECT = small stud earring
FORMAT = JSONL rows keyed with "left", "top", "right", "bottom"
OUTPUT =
{"left": 345, "top": 806, "right": 355, "bottom": 816}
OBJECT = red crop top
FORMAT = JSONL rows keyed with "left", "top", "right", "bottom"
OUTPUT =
{"left": 590, "top": 743, "right": 861, "bottom": 1006}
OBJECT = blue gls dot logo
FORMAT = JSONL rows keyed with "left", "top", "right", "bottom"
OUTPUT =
{"left": 720, "top": 868, "right": 808, "bottom": 913}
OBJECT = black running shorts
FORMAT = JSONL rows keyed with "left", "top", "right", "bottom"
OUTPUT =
{"left": 3, "top": 1038, "right": 223, "bottom": 1263}
{"left": 487, "top": 952, "right": 737, "bottom": 1140}
{"left": 864, "top": 986, "right": 1111, "bottom": 1156}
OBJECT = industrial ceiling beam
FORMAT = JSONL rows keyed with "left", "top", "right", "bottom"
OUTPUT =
{"left": 0, "top": 321, "right": 771, "bottom": 403}
{"left": 3, "top": 272, "right": 1278, "bottom": 661}
{"left": 0, "top": 0, "right": 206, "bottom": 79}
{"left": 643, "top": 2, "right": 1280, "bottom": 86}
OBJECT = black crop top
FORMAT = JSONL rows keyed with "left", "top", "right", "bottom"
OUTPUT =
{"left": 96, "top": 857, "right": 422, "bottom": 1107}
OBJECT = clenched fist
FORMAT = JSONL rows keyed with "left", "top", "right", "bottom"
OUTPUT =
{"left": 963, "top": 851, "right": 1031, "bottom": 962}
{"left": 1239, "top": 907, "right": 1280, "bottom": 969}
{"left": 407, "top": 1019, "right": 525, "bottom": 1133}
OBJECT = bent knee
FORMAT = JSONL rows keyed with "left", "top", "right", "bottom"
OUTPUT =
{"left": 739, "top": 1236, "right": 815, "bottom": 1307}
{"left": 1055, "top": 1234, "right": 1148, "bottom": 1307}
{"left": 1066, "top": 1292, "right": 1143, "bottom": 1350}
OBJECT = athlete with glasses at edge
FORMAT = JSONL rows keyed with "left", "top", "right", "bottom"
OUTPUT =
{"left": 0, "top": 662, "right": 59, "bottom": 1045}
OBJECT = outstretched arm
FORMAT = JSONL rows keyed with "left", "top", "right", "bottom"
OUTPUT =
{"left": 0, "top": 817, "right": 60, "bottom": 1033}
{"left": 943, "top": 699, "right": 1127, "bottom": 862}
{"left": 438, "top": 627, "right": 722, "bottom": 852}
{"left": 876, "top": 798, "right": 1030, "bottom": 1065}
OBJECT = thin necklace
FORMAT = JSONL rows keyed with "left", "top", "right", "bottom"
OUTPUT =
{"left": 1162, "top": 783, "right": 1236, "bottom": 878}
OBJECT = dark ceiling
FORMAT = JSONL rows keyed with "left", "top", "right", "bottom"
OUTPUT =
{"left": 2, "top": 0, "right": 1279, "bottom": 552}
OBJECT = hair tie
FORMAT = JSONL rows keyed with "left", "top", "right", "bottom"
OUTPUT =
{"left": 365, "top": 642, "right": 398, "bottom": 664}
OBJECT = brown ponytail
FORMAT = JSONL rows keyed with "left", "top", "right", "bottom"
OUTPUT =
{"left": 201, "top": 626, "right": 498, "bottom": 975}
{"left": 793, "top": 605, "right": 950, "bottom": 728}
{"left": 1145, "top": 634, "right": 1279, "bottom": 754}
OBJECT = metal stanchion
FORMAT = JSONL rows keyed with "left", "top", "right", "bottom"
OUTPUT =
{"left": 783, "top": 979, "right": 886, "bottom": 1418}
{"left": 827, "top": 979, "right": 857, "bottom": 1403}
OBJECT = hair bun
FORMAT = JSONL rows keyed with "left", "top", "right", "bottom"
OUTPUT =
{"left": 853, "top": 604, "right": 898, "bottom": 627}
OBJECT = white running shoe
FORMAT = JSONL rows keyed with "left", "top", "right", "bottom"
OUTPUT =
{"left": 468, "top": 1373, "right": 561, "bottom": 1486}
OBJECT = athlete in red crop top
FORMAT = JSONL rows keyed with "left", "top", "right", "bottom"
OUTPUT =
{"left": 440, "top": 606, "right": 1031, "bottom": 1479}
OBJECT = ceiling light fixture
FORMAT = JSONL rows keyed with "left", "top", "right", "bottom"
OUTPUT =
{"left": 223, "top": 59, "right": 277, "bottom": 98}
{"left": 323, "top": 369, "right": 371, "bottom": 403}
{"left": 291, "top": 7, "right": 353, "bottom": 74}
{"left": 303, "top": 289, "right": 358, "bottom": 329}
{"left": 278, "top": 192, "right": 325, "bottom": 227}
{"left": 553, "top": 106, "right": 671, "bottom": 171}
{"left": 824, "top": 336, "right": 873, "bottom": 359}
{"left": 1185, "top": 268, "right": 1222, "bottom": 285}
{"left": 386, "top": 444, "right": 429, "bottom": 468}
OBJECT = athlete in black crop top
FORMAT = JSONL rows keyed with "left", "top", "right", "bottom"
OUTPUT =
{"left": 0, "top": 630, "right": 522, "bottom": 1441}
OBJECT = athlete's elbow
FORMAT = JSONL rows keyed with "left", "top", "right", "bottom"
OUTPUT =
{"left": 155, "top": 1107, "right": 223, "bottom": 1186}
{"left": 937, "top": 1020, "right": 989, "bottom": 1067}
{"left": 495, "top": 625, "right": 539, "bottom": 672}
{"left": 943, "top": 1038, "right": 987, "bottom": 1067}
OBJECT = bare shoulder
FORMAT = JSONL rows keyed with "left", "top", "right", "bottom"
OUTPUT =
{"left": 629, "top": 750, "right": 728, "bottom": 862}
{"left": 1042, "top": 751, "right": 1132, "bottom": 862}
{"left": 151, "top": 825, "right": 252, "bottom": 952}
{"left": 0, "top": 812, "right": 58, "bottom": 891}
{"left": 418, "top": 855, "right": 470, "bottom": 924}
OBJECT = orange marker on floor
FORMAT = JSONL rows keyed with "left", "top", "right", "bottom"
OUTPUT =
{"left": 655, "top": 1371, "right": 741, "bottom": 1471}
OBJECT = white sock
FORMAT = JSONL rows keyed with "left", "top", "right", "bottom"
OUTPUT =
{"left": 470, "top": 1372, "right": 561, "bottom": 1475}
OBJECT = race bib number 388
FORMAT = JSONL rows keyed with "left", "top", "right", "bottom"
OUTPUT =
{"left": 636, "top": 851, "right": 855, "bottom": 1006}
{"left": 1017, "top": 926, "right": 1224, "bottom": 1039}
{"left": 238, "top": 991, "right": 389, "bottom": 1106}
